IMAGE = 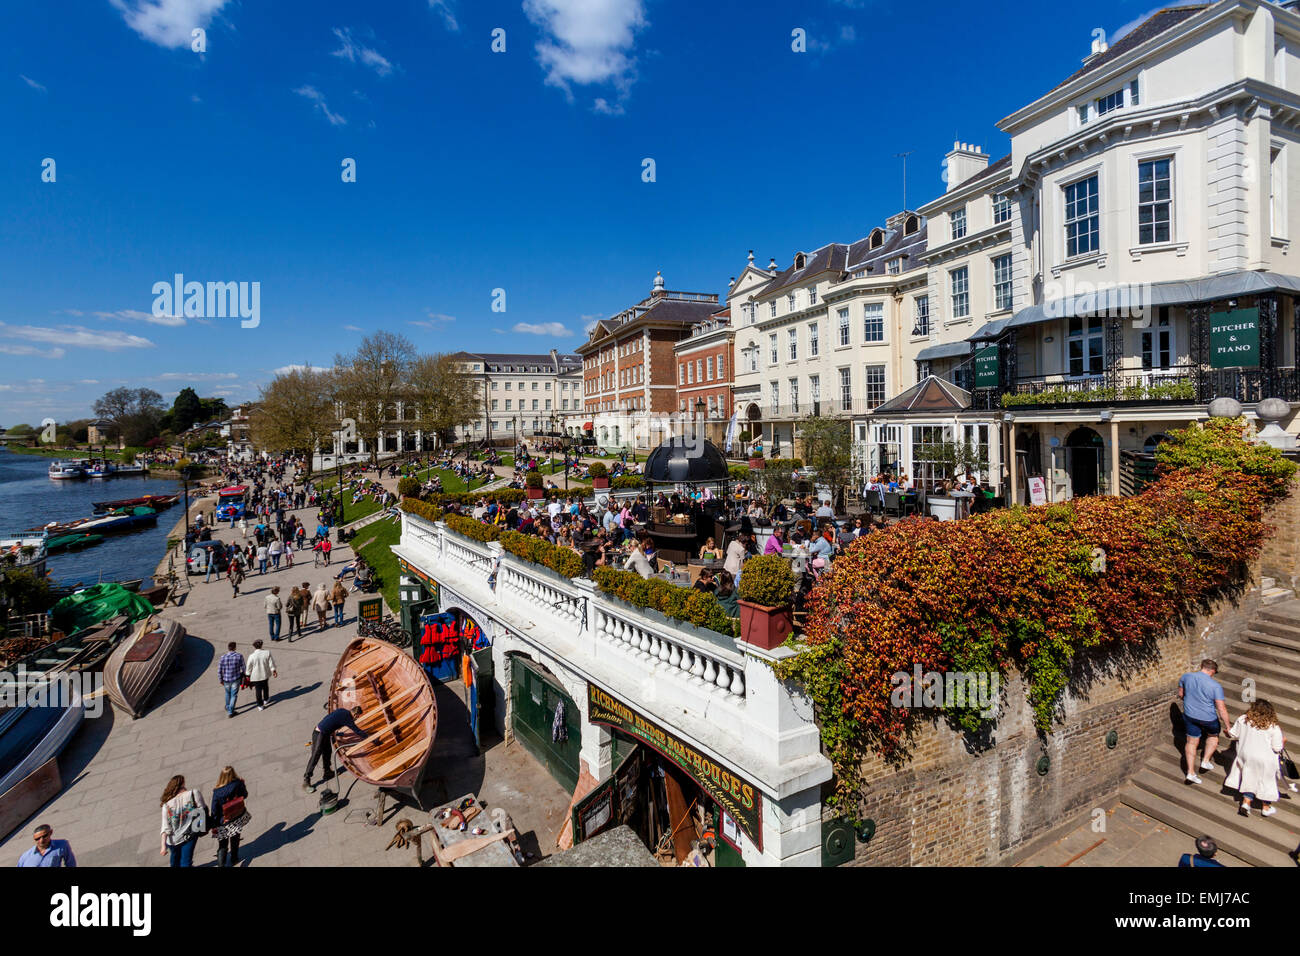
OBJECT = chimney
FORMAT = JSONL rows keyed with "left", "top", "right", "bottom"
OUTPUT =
{"left": 945, "top": 141, "right": 989, "bottom": 192}
{"left": 1083, "top": 32, "right": 1109, "bottom": 67}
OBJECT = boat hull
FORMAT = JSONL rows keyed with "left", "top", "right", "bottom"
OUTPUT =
{"left": 0, "top": 684, "right": 84, "bottom": 804}
{"left": 328, "top": 638, "right": 436, "bottom": 800}
{"left": 103, "top": 617, "right": 186, "bottom": 719}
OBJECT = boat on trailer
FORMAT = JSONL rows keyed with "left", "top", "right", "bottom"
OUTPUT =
{"left": 329, "top": 637, "right": 437, "bottom": 809}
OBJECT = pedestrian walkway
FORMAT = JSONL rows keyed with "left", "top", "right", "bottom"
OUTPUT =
{"left": 0, "top": 483, "right": 570, "bottom": 867}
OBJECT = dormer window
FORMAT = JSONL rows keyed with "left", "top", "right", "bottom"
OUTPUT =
{"left": 886, "top": 258, "right": 901, "bottom": 276}
{"left": 869, "top": 229, "right": 884, "bottom": 249}
{"left": 795, "top": 252, "right": 807, "bottom": 269}
{"left": 904, "top": 215, "right": 919, "bottom": 235}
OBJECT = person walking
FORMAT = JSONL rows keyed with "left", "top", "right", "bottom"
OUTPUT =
{"left": 218, "top": 642, "right": 245, "bottom": 718}
{"left": 245, "top": 639, "right": 277, "bottom": 710}
{"left": 304, "top": 705, "right": 367, "bottom": 789}
{"left": 312, "top": 583, "right": 331, "bottom": 631}
{"left": 1225, "top": 700, "right": 1286, "bottom": 817}
{"left": 322, "top": 536, "right": 333, "bottom": 566}
{"left": 264, "top": 586, "right": 283, "bottom": 642}
{"left": 285, "top": 585, "right": 302, "bottom": 640}
{"left": 1178, "top": 658, "right": 1230, "bottom": 784}
{"left": 159, "top": 775, "right": 208, "bottom": 867}
{"left": 329, "top": 580, "right": 347, "bottom": 627}
{"left": 228, "top": 550, "right": 246, "bottom": 598}
{"left": 256, "top": 543, "right": 268, "bottom": 575}
{"left": 239, "top": 516, "right": 248, "bottom": 540}
{"left": 16, "top": 824, "right": 76, "bottom": 867}
{"left": 269, "top": 538, "right": 282, "bottom": 570}
{"left": 283, "top": 539, "right": 294, "bottom": 569}
{"left": 209, "top": 767, "right": 251, "bottom": 867}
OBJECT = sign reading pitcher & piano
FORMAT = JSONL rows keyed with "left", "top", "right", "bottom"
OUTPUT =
{"left": 1209, "top": 307, "right": 1260, "bottom": 369}
{"left": 586, "top": 683, "right": 763, "bottom": 849}
{"left": 973, "top": 345, "right": 1000, "bottom": 388}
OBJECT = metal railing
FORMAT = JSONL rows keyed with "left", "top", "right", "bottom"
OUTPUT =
{"left": 972, "top": 366, "right": 1300, "bottom": 410}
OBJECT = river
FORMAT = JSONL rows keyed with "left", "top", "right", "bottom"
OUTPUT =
{"left": 0, "top": 449, "right": 184, "bottom": 588}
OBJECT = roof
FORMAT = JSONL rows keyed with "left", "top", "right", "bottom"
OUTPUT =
{"left": 643, "top": 437, "right": 729, "bottom": 484}
{"left": 872, "top": 375, "right": 971, "bottom": 415}
{"left": 845, "top": 216, "right": 929, "bottom": 274}
{"left": 1048, "top": 5, "right": 1209, "bottom": 94}
{"left": 915, "top": 341, "right": 973, "bottom": 362}
{"left": 578, "top": 294, "right": 719, "bottom": 353}
{"left": 453, "top": 351, "right": 581, "bottom": 372}
{"left": 755, "top": 243, "right": 849, "bottom": 300}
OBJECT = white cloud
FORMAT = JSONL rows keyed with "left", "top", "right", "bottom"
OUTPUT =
{"left": 273, "top": 364, "right": 332, "bottom": 375}
{"left": 94, "top": 308, "right": 186, "bottom": 327}
{"left": 109, "top": 0, "right": 229, "bottom": 49}
{"left": 408, "top": 311, "right": 455, "bottom": 330}
{"left": 294, "top": 85, "right": 346, "bottom": 126}
{"left": 343, "top": 324, "right": 364, "bottom": 332}
{"left": 512, "top": 321, "right": 573, "bottom": 336}
{"left": 78, "top": 379, "right": 100, "bottom": 385}
{"left": 51, "top": 309, "right": 84, "bottom": 317}
{"left": 592, "top": 97, "right": 624, "bottom": 116}
{"left": 523, "top": 0, "right": 646, "bottom": 109}
{"left": 190, "top": 93, "right": 202, "bottom": 103}
{"left": 429, "top": 0, "right": 459, "bottom": 32}
{"left": 153, "top": 371, "right": 239, "bottom": 381}
{"left": 19, "top": 75, "right": 46, "bottom": 92}
{"left": 331, "top": 27, "right": 395, "bottom": 77}
{"left": 0, "top": 322, "right": 154, "bottom": 351}
{"left": 0, "top": 344, "right": 65, "bottom": 359}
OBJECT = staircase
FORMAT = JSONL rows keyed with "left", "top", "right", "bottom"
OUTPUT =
{"left": 1121, "top": 594, "right": 1300, "bottom": 867}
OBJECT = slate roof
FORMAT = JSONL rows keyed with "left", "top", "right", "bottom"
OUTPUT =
{"left": 1048, "top": 5, "right": 1209, "bottom": 94}
{"left": 872, "top": 375, "right": 971, "bottom": 415}
{"left": 845, "top": 216, "right": 929, "bottom": 274}
{"left": 453, "top": 351, "right": 580, "bottom": 372}
{"left": 755, "top": 243, "right": 850, "bottom": 300}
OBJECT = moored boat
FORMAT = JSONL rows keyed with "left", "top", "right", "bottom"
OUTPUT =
{"left": 103, "top": 616, "right": 186, "bottom": 719}
{"left": 329, "top": 637, "right": 437, "bottom": 806}
{"left": 0, "top": 680, "right": 84, "bottom": 818}
{"left": 91, "top": 494, "right": 177, "bottom": 514}
{"left": 45, "top": 532, "right": 104, "bottom": 553}
{"left": 47, "top": 460, "right": 85, "bottom": 480}
{"left": 0, "top": 530, "right": 48, "bottom": 575}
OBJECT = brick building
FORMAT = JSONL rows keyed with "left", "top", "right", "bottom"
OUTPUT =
{"left": 576, "top": 272, "right": 719, "bottom": 450}
{"left": 672, "top": 306, "right": 735, "bottom": 449}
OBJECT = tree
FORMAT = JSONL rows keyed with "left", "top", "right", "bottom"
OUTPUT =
{"left": 334, "top": 332, "right": 417, "bottom": 464}
{"left": 171, "top": 387, "right": 203, "bottom": 433}
{"left": 93, "top": 387, "right": 164, "bottom": 447}
{"left": 407, "top": 353, "right": 480, "bottom": 449}
{"left": 198, "top": 397, "right": 230, "bottom": 422}
{"left": 799, "top": 416, "right": 852, "bottom": 507}
{"left": 250, "top": 367, "right": 338, "bottom": 475}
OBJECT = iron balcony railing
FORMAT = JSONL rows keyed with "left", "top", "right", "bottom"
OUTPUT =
{"left": 972, "top": 366, "right": 1300, "bottom": 411}
{"left": 760, "top": 397, "right": 864, "bottom": 419}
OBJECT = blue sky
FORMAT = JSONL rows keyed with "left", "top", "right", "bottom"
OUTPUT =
{"left": 0, "top": 0, "right": 1169, "bottom": 423}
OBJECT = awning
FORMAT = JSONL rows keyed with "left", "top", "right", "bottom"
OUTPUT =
{"left": 582, "top": 422, "right": 593, "bottom": 431}
{"left": 915, "top": 341, "right": 972, "bottom": 361}
{"left": 979, "top": 270, "right": 1300, "bottom": 340}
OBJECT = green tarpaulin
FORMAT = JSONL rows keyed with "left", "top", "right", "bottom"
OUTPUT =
{"left": 51, "top": 583, "right": 154, "bottom": 633}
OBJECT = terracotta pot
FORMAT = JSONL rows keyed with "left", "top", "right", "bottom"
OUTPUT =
{"left": 592, "top": 477, "right": 610, "bottom": 489}
{"left": 748, "top": 458, "right": 765, "bottom": 470}
{"left": 738, "top": 600, "right": 793, "bottom": 650}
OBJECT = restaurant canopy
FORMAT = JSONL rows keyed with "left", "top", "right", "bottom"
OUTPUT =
{"left": 643, "top": 437, "right": 729, "bottom": 485}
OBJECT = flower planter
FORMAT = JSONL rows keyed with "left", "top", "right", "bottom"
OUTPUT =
{"left": 738, "top": 600, "right": 793, "bottom": 650}
{"left": 748, "top": 458, "right": 765, "bottom": 470}
{"left": 592, "top": 477, "right": 610, "bottom": 489}
{"left": 527, "top": 488, "right": 545, "bottom": 500}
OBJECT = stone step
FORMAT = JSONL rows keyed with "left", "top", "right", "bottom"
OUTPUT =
{"left": 1227, "top": 642, "right": 1300, "bottom": 674}
{"left": 1245, "top": 627, "right": 1300, "bottom": 654}
{"left": 1143, "top": 757, "right": 1300, "bottom": 827}
{"left": 1258, "top": 600, "right": 1300, "bottom": 626}
{"left": 1121, "top": 782, "right": 1298, "bottom": 868}
{"left": 1263, "top": 587, "right": 1296, "bottom": 606}
{"left": 1262, "top": 576, "right": 1277, "bottom": 591}
{"left": 1222, "top": 653, "right": 1300, "bottom": 692}
{"left": 1215, "top": 669, "right": 1300, "bottom": 716}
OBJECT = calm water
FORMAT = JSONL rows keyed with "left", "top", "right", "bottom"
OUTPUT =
{"left": 0, "top": 449, "right": 183, "bottom": 588}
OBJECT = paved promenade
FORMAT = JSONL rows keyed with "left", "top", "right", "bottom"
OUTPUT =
{"left": 1, "top": 491, "right": 569, "bottom": 867}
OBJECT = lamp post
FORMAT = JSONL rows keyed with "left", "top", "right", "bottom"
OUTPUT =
{"left": 181, "top": 463, "right": 191, "bottom": 540}
{"left": 695, "top": 398, "right": 706, "bottom": 447}
{"left": 548, "top": 414, "right": 556, "bottom": 479}
{"left": 332, "top": 428, "right": 346, "bottom": 526}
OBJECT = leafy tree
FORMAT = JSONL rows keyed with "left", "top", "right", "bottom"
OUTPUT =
{"left": 171, "top": 387, "right": 203, "bottom": 432}
{"left": 250, "top": 367, "right": 338, "bottom": 475}
{"left": 334, "top": 332, "right": 417, "bottom": 464}
{"left": 407, "top": 353, "right": 480, "bottom": 449}
{"left": 799, "top": 416, "right": 852, "bottom": 507}
{"left": 6, "top": 423, "right": 34, "bottom": 436}
{"left": 198, "top": 397, "right": 230, "bottom": 422}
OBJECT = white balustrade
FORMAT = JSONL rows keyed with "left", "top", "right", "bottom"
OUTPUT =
{"left": 589, "top": 604, "right": 746, "bottom": 703}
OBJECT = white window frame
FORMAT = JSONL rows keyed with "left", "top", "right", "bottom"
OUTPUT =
{"left": 769, "top": 333, "right": 778, "bottom": 366}
{"left": 862, "top": 302, "right": 885, "bottom": 343}
{"left": 949, "top": 266, "right": 969, "bottom": 319}
{"left": 993, "top": 194, "right": 1012, "bottom": 224}
{"left": 951, "top": 206, "right": 967, "bottom": 241}
{"left": 788, "top": 327, "right": 798, "bottom": 361}
{"left": 808, "top": 321, "right": 819, "bottom": 356}
{"left": 913, "top": 295, "right": 931, "bottom": 336}
{"left": 863, "top": 365, "right": 886, "bottom": 408}
{"left": 837, "top": 307, "right": 851, "bottom": 347}
{"left": 992, "top": 254, "right": 1013, "bottom": 312}
{"left": 1063, "top": 172, "right": 1101, "bottom": 260}
{"left": 1136, "top": 155, "right": 1174, "bottom": 246}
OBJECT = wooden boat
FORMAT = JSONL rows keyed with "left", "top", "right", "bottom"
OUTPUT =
{"left": 0, "top": 758, "right": 61, "bottom": 841}
{"left": 103, "top": 616, "right": 186, "bottom": 719}
{"left": 91, "top": 494, "right": 177, "bottom": 514}
{"left": 7, "top": 616, "right": 130, "bottom": 681}
{"left": 329, "top": 637, "right": 436, "bottom": 806}
{"left": 0, "top": 681, "right": 84, "bottom": 808}
{"left": 138, "top": 584, "right": 170, "bottom": 608}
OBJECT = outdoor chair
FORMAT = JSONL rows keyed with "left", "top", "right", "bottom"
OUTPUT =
{"left": 883, "top": 492, "right": 902, "bottom": 517}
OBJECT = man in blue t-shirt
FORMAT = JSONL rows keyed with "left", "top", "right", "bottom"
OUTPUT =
{"left": 1178, "top": 659, "right": 1230, "bottom": 784}
{"left": 1177, "top": 835, "right": 1225, "bottom": 868}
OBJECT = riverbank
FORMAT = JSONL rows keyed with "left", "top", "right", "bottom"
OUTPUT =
{"left": 2, "top": 444, "right": 146, "bottom": 463}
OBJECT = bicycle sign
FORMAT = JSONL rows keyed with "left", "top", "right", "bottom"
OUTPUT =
{"left": 358, "top": 597, "right": 384, "bottom": 625}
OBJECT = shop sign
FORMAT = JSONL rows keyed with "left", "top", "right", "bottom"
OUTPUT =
{"left": 1209, "top": 308, "right": 1260, "bottom": 369}
{"left": 397, "top": 557, "right": 441, "bottom": 601}
{"left": 586, "top": 683, "right": 763, "bottom": 849}
{"left": 973, "top": 346, "right": 1000, "bottom": 388}
{"left": 357, "top": 597, "right": 384, "bottom": 625}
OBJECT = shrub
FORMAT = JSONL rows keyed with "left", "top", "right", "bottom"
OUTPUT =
{"left": 736, "top": 554, "right": 795, "bottom": 607}
{"left": 397, "top": 477, "right": 421, "bottom": 498}
{"left": 768, "top": 457, "right": 803, "bottom": 469}
{"left": 525, "top": 472, "right": 544, "bottom": 489}
{"left": 728, "top": 465, "right": 751, "bottom": 480}
{"left": 400, "top": 497, "right": 445, "bottom": 523}
{"left": 611, "top": 475, "right": 644, "bottom": 489}
{"left": 738, "top": 430, "right": 752, "bottom": 444}
{"left": 594, "top": 567, "right": 735, "bottom": 635}
{"left": 588, "top": 461, "right": 608, "bottom": 479}
{"left": 776, "top": 420, "right": 1294, "bottom": 814}
{"left": 1155, "top": 417, "right": 1296, "bottom": 502}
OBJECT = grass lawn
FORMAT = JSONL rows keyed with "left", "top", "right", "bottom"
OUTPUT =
{"left": 341, "top": 495, "right": 383, "bottom": 523}
{"left": 351, "top": 514, "right": 402, "bottom": 612}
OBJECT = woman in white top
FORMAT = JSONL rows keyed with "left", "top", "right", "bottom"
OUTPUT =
{"left": 160, "top": 774, "right": 209, "bottom": 867}
{"left": 1225, "top": 700, "right": 1286, "bottom": 816}
{"left": 623, "top": 540, "right": 654, "bottom": 579}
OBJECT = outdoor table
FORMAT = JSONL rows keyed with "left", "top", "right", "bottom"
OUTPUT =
{"left": 686, "top": 558, "right": 723, "bottom": 585}
{"left": 656, "top": 568, "right": 691, "bottom": 586}
{"left": 415, "top": 792, "right": 521, "bottom": 867}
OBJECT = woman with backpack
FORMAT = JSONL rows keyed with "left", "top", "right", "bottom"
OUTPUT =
{"left": 160, "top": 774, "right": 209, "bottom": 867}
{"left": 209, "top": 766, "right": 251, "bottom": 867}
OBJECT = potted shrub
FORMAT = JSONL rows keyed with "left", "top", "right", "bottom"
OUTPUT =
{"left": 589, "top": 461, "right": 610, "bottom": 489}
{"left": 525, "top": 472, "right": 545, "bottom": 499}
{"left": 748, "top": 450, "right": 766, "bottom": 470}
{"left": 736, "top": 554, "right": 795, "bottom": 650}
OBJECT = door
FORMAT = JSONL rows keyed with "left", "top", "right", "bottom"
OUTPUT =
{"left": 1065, "top": 427, "right": 1103, "bottom": 498}
{"left": 510, "top": 656, "right": 581, "bottom": 793}
{"left": 571, "top": 745, "right": 642, "bottom": 844}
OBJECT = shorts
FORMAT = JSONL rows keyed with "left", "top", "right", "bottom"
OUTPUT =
{"left": 1183, "top": 714, "right": 1220, "bottom": 739}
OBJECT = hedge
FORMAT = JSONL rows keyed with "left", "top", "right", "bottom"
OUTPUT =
{"left": 611, "top": 476, "right": 645, "bottom": 489}
{"left": 777, "top": 417, "right": 1297, "bottom": 812}
{"left": 593, "top": 568, "right": 736, "bottom": 636}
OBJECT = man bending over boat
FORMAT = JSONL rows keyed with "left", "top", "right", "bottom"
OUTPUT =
{"left": 303, "top": 705, "right": 366, "bottom": 790}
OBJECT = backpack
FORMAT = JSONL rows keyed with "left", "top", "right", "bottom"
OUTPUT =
{"left": 167, "top": 790, "right": 207, "bottom": 844}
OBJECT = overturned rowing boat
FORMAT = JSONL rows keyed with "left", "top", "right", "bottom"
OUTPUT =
{"left": 329, "top": 637, "right": 436, "bottom": 807}
{"left": 103, "top": 616, "right": 186, "bottom": 719}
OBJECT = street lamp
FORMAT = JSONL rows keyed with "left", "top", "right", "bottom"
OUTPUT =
{"left": 332, "top": 428, "right": 346, "bottom": 526}
{"left": 695, "top": 398, "right": 706, "bottom": 446}
{"left": 548, "top": 414, "right": 557, "bottom": 478}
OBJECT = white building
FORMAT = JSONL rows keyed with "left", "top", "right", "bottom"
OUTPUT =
{"left": 451, "top": 350, "right": 583, "bottom": 446}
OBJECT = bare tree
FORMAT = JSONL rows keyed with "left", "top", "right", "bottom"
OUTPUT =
{"left": 407, "top": 353, "right": 480, "bottom": 450}
{"left": 250, "top": 368, "right": 338, "bottom": 474}
{"left": 93, "top": 386, "right": 164, "bottom": 447}
{"left": 334, "top": 332, "right": 417, "bottom": 464}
